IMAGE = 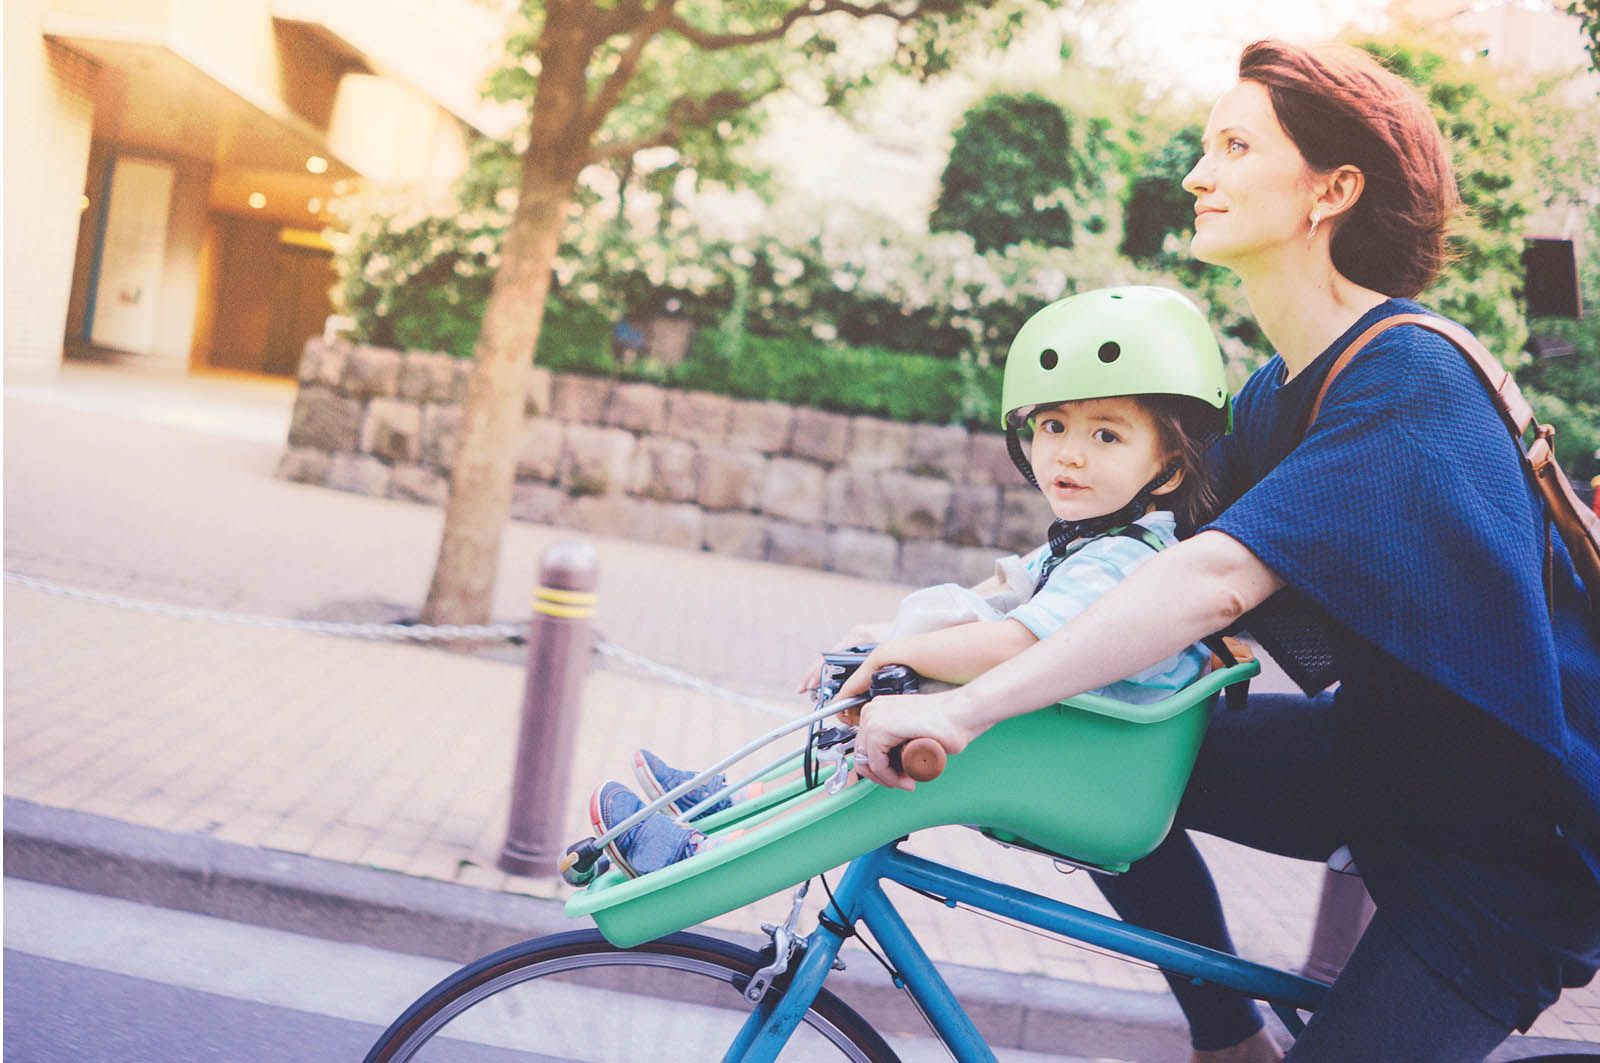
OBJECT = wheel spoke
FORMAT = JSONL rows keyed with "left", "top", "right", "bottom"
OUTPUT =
{"left": 366, "top": 930, "right": 895, "bottom": 1063}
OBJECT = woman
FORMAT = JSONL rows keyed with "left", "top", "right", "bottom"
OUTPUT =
{"left": 847, "top": 39, "right": 1600, "bottom": 1063}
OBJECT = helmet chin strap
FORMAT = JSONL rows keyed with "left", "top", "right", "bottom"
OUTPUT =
{"left": 1044, "top": 460, "right": 1181, "bottom": 558}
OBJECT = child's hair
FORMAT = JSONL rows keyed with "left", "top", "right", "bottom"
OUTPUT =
{"left": 1138, "top": 394, "right": 1222, "bottom": 534}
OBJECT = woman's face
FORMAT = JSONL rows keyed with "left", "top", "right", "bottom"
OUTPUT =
{"left": 1183, "top": 80, "right": 1320, "bottom": 274}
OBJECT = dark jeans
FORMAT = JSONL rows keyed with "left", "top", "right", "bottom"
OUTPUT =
{"left": 1090, "top": 692, "right": 1546, "bottom": 1060}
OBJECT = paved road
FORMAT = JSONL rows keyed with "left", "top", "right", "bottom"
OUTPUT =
{"left": 3, "top": 880, "right": 1098, "bottom": 1062}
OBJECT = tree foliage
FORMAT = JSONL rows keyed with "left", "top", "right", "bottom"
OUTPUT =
{"left": 1571, "top": 0, "right": 1600, "bottom": 75}
{"left": 931, "top": 92, "right": 1080, "bottom": 251}
{"left": 417, "top": 0, "right": 1059, "bottom": 624}
{"left": 1119, "top": 124, "right": 1201, "bottom": 263}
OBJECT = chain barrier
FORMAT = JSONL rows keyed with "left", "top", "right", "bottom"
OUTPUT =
{"left": 2, "top": 571, "right": 523, "bottom": 642}
{"left": 592, "top": 640, "right": 799, "bottom": 720}
{"left": 4, "top": 570, "right": 799, "bottom": 719}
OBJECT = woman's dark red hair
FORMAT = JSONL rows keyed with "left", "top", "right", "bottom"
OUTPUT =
{"left": 1239, "top": 39, "right": 1460, "bottom": 298}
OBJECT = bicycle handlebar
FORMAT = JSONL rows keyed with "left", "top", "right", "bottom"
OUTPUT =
{"left": 888, "top": 738, "right": 947, "bottom": 782}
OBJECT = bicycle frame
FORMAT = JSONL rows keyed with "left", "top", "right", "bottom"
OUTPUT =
{"left": 725, "top": 842, "right": 1330, "bottom": 1063}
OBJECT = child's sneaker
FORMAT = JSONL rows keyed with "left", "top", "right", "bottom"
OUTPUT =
{"left": 589, "top": 781, "right": 702, "bottom": 879}
{"left": 633, "top": 749, "right": 735, "bottom": 816}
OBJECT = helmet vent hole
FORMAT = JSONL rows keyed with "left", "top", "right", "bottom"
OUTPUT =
{"left": 1098, "top": 342, "right": 1121, "bottom": 364}
{"left": 1039, "top": 348, "right": 1059, "bottom": 370}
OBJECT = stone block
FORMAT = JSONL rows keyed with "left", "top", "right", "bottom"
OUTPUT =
{"left": 629, "top": 437, "right": 698, "bottom": 502}
{"left": 696, "top": 448, "right": 768, "bottom": 511}
{"left": 824, "top": 469, "right": 891, "bottom": 532}
{"left": 947, "top": 485, "right": 1001, "bottom": 546}
{"left": 390, "top": 464, "right": 449, "bottom": 506}
{"left": 343, "top": 344, "right": 403, "bottom": 397}
{"left": 760, "top": 458, "right": 827, "bottom": 524}
{"left": 829, "top": 528, "right": 900, "bottom": 580}
{"left": 551, "top": 373, "right": 613, "bottom": 423}
{"left": 561, "top": 424, "right": 636, "bottom": 496}
{"left": 635, "top": 499, "right": 704, "bottom": 551}
{"left": 515, "top": 418, "right": 566, "bottom": 482}
{"left": 727, "top": 399, "right": 793, "bottom": 453}
{"left": 998, "top": 484, "right": 1048, "bottom": 554}
{"left": 525, "top": 366, "right": 553, "bottom": 416}
{"left": 766, "top": 521, "right": 830, "bottom": 569}
{"left": 703, "top": 513, "right": 768, "bottom": 560}
{"left": 967, "top": 431, "right": 1020, "bottom": 486}
{"left": 879, "top": 475, "right": 953, "bottom": 541}
{"left": 848, "top": 417, "right": 911, "bottom": 472}
{"left": 666, "top": 390, "right": 734, "bottom": 445}
{"left": 288, "top": 388, "right": 363, "bottom": 452}
{"left": 607, "top": 382, "right": 668, "bottom": 433}
{"left": 906, "top": 423, "right": 972, "bottom": 480}
{"left": 571, "top": 494, "right": 643, "bottom": 535}
{"left": 789, "top": 408, "right": 851, "bottom": 464}
{"left": 510, "top": 482, "right": 570, "bottom": 526}
{"left": 361, "top": 398, "right": 422, "bottom": 463}
{"left": 275, "top": 447, "right": 329, "bottom": 485}
{"left": 326, "top": 454, "right": 392, "bottom": 497}
{"left": 399, "top": 352, "right": 463, "bottom": 403}
{"left": 421, "top": 404, "right": 464, "bottom": 470}
{"left": 297, "top": 338, "right": 347, "bottom": 386}
{"left": 897, "top": 540, "right": 964, "bottom": 586}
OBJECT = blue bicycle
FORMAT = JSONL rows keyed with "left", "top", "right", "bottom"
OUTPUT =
{"left": 362, "top": 661, "right": 1581, "bottom": 1061}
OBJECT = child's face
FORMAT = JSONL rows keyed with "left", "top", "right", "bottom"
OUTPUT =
{"left": 1027, "top": 397, "right": 1174, "bottom": 523}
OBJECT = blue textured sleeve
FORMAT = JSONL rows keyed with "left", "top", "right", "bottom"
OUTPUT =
{"left": 1205, "top": 324, "right": 1563, "bottom": 744}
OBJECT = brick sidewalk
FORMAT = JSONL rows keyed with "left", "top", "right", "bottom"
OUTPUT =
{"left": 5, "top": 365, "right": 1598, "bottom": 1046}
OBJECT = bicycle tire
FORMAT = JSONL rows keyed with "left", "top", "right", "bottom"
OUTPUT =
{"left": 365, "top": 928, "right": 899, "bottom": 1062}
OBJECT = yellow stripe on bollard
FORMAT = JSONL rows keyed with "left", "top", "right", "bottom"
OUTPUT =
{"left": 533, "top": 586, "right": 597, "bottom": 619}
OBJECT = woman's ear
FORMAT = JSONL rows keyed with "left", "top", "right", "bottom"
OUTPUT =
{"left": 1313, "top": 165, "right": 1365, "bottom": 226}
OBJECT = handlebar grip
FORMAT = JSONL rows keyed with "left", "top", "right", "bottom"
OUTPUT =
{"left": 887, "top": 738, "right": 947, "bottom": 782}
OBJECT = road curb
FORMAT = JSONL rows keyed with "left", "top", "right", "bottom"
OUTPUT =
{"left": 4, "top": 797, "right": 1194, "bottom": 1058}
{"left": 8, "top": 799, "right": 1588, "bottom": 1061}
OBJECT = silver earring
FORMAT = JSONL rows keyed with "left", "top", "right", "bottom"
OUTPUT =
{"left": 1307, "top": 213, "right": 1322, "bottom": 240}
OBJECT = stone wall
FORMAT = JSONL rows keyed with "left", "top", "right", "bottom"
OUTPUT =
{"left": 278, "top": 338, "right": 1044, "bottom": 585}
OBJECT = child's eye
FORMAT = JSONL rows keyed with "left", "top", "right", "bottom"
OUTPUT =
{"left": 1038, "top": 418, "right": 1066, "bottom": 435}
{"left": 1092, "top": 428, "right": 1121, "bottom": 444}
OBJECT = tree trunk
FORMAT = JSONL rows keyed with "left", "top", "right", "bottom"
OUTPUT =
{"left": 420, "top": 16, "right": 594, "bottom": 626}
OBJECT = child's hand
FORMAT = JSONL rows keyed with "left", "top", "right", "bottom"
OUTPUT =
{"left": 834, "top": 642, "right": 904, "bottom": 702}
{"left": 795, "top": 622, "right": 891, "bottom": 693}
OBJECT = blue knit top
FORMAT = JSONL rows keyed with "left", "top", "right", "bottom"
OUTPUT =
{"left": 1204, "top": 299, "right": 1600, "bottom": 876}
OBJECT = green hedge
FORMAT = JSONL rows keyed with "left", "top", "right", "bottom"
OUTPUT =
{"left": 532, "top": 303, "right": 1003, "bottom": 428}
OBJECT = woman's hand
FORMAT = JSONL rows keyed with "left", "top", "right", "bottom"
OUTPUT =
{"left": 854, "top": 689, "right": 974, "bottom": 791}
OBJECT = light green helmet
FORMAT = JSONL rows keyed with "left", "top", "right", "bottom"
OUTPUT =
{"left": 1001, "top": 286, "right": 1230, "bottom": 431}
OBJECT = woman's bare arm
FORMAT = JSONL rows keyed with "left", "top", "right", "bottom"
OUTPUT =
{"left": 854, "top": 531, "right": 1285, "bottom": 788}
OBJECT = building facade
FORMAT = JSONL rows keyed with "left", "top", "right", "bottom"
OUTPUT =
{"left": 4, "top": 0, "right": 514, "bottom": 379}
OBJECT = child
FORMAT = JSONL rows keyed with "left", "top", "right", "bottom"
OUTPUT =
{"left": 591, "top": 286, "right": 1232, "bottom": 878}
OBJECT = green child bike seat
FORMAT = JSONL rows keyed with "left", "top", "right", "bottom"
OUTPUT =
{"left": 567, "top": 662, "right": 1256, "bottom": 948}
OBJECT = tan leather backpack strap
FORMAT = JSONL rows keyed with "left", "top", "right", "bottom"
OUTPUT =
{"left": 1301, "top": 316, "right": 1413, "bottom": 435}
{"left": 1395, "top": 314, "right": 1536, "bottom": 436}
{"left": 1303, "top": 312, "right": 1536, "bottom": 439}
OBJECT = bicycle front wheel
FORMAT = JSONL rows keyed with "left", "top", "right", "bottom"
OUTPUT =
{"left": 365, "top": 928, "right": 897, "bottom": 1062}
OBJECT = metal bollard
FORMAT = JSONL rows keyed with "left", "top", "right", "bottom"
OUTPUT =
{"left": 1302, "top": 865, "right": 1376, "bottom": 983}
{"left": 499, "top": 540, "right": 599, "bottom": 877}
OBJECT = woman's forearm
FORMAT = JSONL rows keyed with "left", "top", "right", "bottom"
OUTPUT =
{"left": 947, "top": 531, "right": 1283, "bottom": 738}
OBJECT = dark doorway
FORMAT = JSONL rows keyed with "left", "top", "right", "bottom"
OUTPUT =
{"left": 207, "top": 215, "right": 335, "bottom": 377}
